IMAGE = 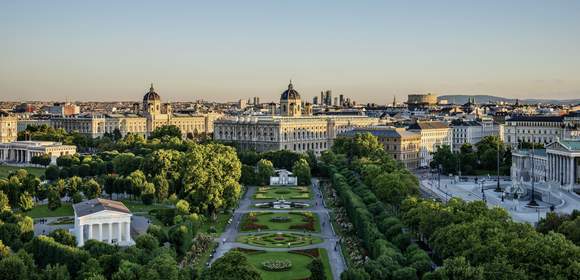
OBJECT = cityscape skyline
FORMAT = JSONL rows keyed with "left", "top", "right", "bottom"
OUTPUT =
{"left": 1, "top": 1, "right": 580, "bottom": 103}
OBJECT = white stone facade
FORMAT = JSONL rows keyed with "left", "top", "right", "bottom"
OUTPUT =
{"left": 270, "top": 169, "right": 298, "bottom": 186}
{"left": 72, "top": 199, "right": 135, "bottom": 247}
{"left": 0, "top": 141, "right": 76, "bottom": 164}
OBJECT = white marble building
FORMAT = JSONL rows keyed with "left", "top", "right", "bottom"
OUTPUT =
{"left": 0, "top": 141, "right": 77, "bottom": 164}
{"left": 270, "top": 169, "right": 298, "bottom": 186}
{"left": 72, "top": 198, "right": 135, "bottom": 247}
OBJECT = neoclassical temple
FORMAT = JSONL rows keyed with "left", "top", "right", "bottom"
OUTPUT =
{"left": 511, "top": 139, "right": 579, "bottom": 191}
{"left": 72, "top": 198, "right": 134, "bottom": 247}
{"left": 546, "top": 139, "right": 580, "bottom": 188}
{"left": 214, "top": 82, "right": 379, "bottom": 155}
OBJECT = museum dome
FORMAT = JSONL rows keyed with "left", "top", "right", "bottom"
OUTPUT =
{"left": 280, "top": 81, "right": 301, "bottom": 101}
{"left": 143, "top": 83, "right": 161, "bottom": 101}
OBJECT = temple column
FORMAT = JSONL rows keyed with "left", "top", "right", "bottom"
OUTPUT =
{"left": 87, "top": 224, "right": 93, "bottom": 240}
{"left": 78, "top": 223, "right": 84, "bottom": 246}
{"left": 570, "top": 157, "right": 575, "bottom": 187}
{"left": 108, "top": 223, "right": 112, "bottom": 243}
{"left": 98, "top": 223, "right": 103, "bottom": 242}
{"left": 116, "top": 223, "right": 121, "bottom": 243}
{"left": 125, "top": 221, "right": 130, "bottom": 242}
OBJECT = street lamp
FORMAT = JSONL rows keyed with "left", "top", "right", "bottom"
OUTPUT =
{"left": 495, "top": 138, "right": 502, "bottom": 192}
{"left": 481, "top": 179, "right": 487, "bottom": 203}
{"left": 438, "top": 164, "right": 442, "bottom": 189}
{"left": 527, "top": 148, "right": 538, "bottom": 207}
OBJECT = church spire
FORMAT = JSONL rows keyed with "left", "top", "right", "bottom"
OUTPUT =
{"left": 149, "top": 83, "right": 155, "bottom": 93}
{"left": 288, "top": 79, "right": 293, "bottom": 90}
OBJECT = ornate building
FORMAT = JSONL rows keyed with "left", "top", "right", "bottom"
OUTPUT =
{"left": 408, "top": 121, "right": 452, "bottom": 167}
{"left": 214, "top": 82, "right": 379, "bottom": 155}
{"left": 0, "top": 111, "right": 17, "bottom": 143}
{"left": 50, "top": 84, "right": 220, "bottom": 138}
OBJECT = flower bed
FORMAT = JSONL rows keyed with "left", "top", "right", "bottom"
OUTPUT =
{"left": 261, "top": 259, "right": 293, "bottom": 271}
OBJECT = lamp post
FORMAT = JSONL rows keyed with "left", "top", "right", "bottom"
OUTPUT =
{"left": 438, "top": 164, "right": 442, "bottom": 190}
{"left": 527, "top": 148, "right": 538, "bottom": 207}
{"left": 481, "top": 179, "right": 487, "bottom": 203}
{"left": 495, "top": 138, "right": 502, "bottom": 192}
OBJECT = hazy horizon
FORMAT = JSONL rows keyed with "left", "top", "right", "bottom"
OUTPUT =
{"left": 1, "top": 1, "right": 580, "bottom": 103}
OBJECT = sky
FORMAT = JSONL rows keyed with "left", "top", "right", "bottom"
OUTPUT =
{"left": 1, "top": 0, "right": 579, "bottom": 103}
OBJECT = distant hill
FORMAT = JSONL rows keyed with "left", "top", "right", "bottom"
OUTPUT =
{"left": 438, "top": 95, "right": 580, "bottom": 105}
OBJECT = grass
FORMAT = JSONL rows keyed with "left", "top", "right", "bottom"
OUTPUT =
{"left": 198, "top": 212, "right": 231, "bottom": 235}
{"left": 319, "top": 248, "right": 333, "bottom": 280}
{"left": 120, "top": 199, "right": 171, "bottom": 213}
{"left": 237, "top": 232, "right": 323, "bottom": 248}
{"left": 0, "top": 165, "right": 45, "bottom": 178}
{"left": 241, "top": 212, "right": 320, "bottom": 232}
{"left": 253, "top": 186, "right": 312, "bottom": 200}
{"left": 26, "top": 203, "right": 74, "bottom": 218}
{"left": 244, "top": 251, "right": 314, "bottom": 280}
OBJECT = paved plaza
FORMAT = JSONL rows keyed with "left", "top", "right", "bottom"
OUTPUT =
{"left": 418, "top": 172, "right": 580, "bottom": 224}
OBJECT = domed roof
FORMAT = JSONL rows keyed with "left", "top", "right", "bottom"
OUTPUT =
{"left": 280, "top": 81, "right": 301, "bottom": 101}
{"left": 143, "top": 83, "right": 161, "bottom": 101}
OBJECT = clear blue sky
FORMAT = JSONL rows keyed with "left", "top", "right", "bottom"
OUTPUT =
{"left": 1, "top": 0, "right": 579, "bottom": 103}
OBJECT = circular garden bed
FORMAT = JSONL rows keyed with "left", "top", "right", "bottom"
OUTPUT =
{"left": 238, "top": 232, "right": 322, "bottom": 248}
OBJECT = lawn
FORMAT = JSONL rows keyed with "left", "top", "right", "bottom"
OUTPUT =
{"left": 26, "top": 204, "right": 74, "bottom": 218}
{"left": 240, "top": 212, "right": 320, "bottom": 232}
{"left": 242, "top": 249, "right": 332, "bottom": 280}
{"left": 237, "top": 232, "right": 323, "bottom": 248}
{"left": 120, "top": 200, "right": 171, "bottom": 213}
{"left": 0, "top": 165, "right": 45, "bottom": 178}
{"left": 253, "top": 186, "right": 311, "bottom": 200}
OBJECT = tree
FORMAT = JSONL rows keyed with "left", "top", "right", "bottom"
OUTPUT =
{"left": 333, "top": 132, "right": 383, "bottom": 159}
{"left": 292, "top": 158, "right": 311, "bottom": 185}
{"left": 43, "top": 263, "right": 71, "bottom": 280}
{"left": 47, "top": 189, "right": 61, "bottom": 210}
{"left": 308, "top": 258, "right": 326, "bottom": 280}
{"left": 150, "top": 125, "right": 182, "bottom": 139}
{"left": 83, "top": 179, "right": 101, "bottom": 199}
{"left": 112, "top": 261, "right": 141, "bottom": 280}
{"left": 141, "top": 182, "right": 155, "bottom": 205}
{"left": 152, "top": 175, "right": 169, "bottom": 202}
{"left": 256, "top": 159, "right": 275, "bottom": 186}
{"left": 0, "top": 255, "right": 28, "bottom": 280}
{"left": 45, "top": 165, "right": 60, "bottom": 181}
{"left": 49, "top": 229, "right": 76, "bottom": 247}
{"left": 0, "top": 241, "right": 9, "bottom": 260}
{"left": 371, "top": 172, "right": 419, "bottom": 206}
{"left": 135, "top": 233, "right": 159, "bottom": 251}
{"left": 430, "top": 257, "right": 484, "bottom": 280}
{"left": 18, "top": 192, "right": 34, "bottom": 212}
{"left": 0, "top": 191, "right": 10, "bottom": 212}
{"left": 127, "top": 170, "right": 147, "bottom": 199}
{"left": 176, "top": 200, "right": 190, "bottom": 215}
{"left": 202, "top": 251, "right": 261, "bottom": 280}
{"left": 181, "top": 143, "right": 242, "bottom": 216}
{"left": 430, "top": 145, "right": 456, "bottom": 174}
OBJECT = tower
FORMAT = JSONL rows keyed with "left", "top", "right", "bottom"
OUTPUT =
{"left": 143, "top": 83, "right": 161, "bottom": 116}
{"left": 280, "top": 81, "right": 301, "bottom": 117}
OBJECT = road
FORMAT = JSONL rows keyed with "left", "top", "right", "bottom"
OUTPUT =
{"left": 211, "top": 179, "right": 346, "bottom": 279}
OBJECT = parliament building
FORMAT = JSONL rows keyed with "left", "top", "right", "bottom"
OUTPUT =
{"left": 214, "top": 82, "right": 379, "bottom": 155}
